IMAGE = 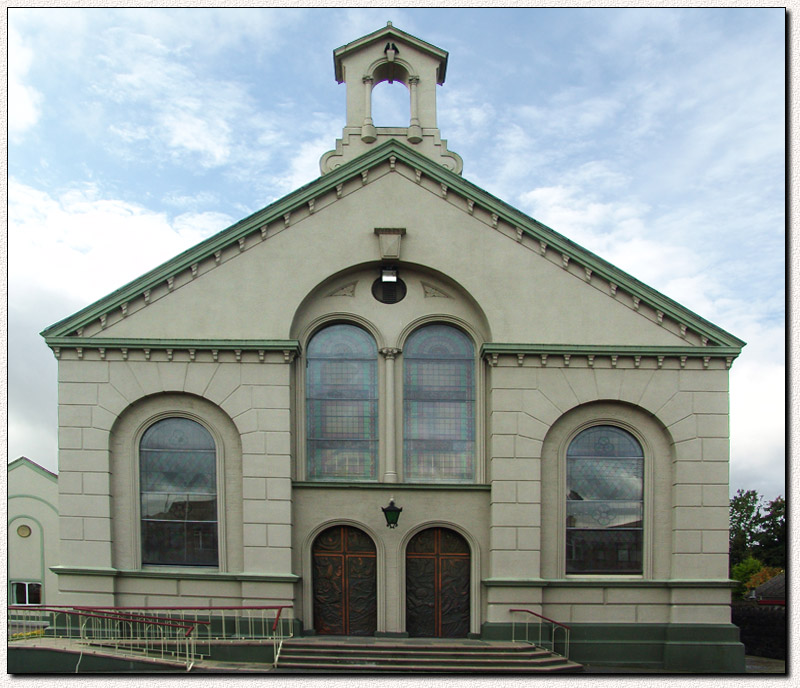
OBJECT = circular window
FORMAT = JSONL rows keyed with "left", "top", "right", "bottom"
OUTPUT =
{"left": 17, "top": 525, "right": 31, "bottom": 538}
{"left": 372, "top": 277, "right": 407, "bottom": 304}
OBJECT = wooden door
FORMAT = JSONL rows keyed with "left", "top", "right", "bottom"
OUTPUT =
{"left": 406, "top": 527, "right": 470, "bottom": 637}
{"left": 312, "top": 525, "right": 377, "bottom": 635}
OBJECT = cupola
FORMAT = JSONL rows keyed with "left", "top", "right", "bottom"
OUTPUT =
{"left": 320, "top": 22, "right": 463, "bottom": 174}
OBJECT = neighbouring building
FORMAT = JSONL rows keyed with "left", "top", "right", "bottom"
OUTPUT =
{"left": 8, "top": 457, "right": 63, "bottom": 607}
{"left": 40, "top": 24, "right": 746, "bottom": 671}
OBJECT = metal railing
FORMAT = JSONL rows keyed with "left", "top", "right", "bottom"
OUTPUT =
{"left": 509, "top": 607, "right": 571, "bottom": 659}
{"left": 8, "top": 605, "right": 293, "bottom": 670}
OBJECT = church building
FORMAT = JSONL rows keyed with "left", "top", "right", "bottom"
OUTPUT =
{"left": 41, "top": 24, "right": 746, "bottom": 671}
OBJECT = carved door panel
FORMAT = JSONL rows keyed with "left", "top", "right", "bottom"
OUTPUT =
{"left": 312, "top": 525, "right": 377, "bottom": 636}
{"left": 406, "top": 527, "right": 470, "bottom": 638}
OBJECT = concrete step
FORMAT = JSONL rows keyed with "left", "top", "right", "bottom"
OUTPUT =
{"left": 275, "top": 660, "right": 583, "bottom": 673}
{"left": 275, "top": 638, "right": 582, "bottom": 673}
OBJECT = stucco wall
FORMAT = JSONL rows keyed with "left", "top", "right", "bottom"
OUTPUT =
{"left": 9, "top": 460, "right": 63, "bottom": 606}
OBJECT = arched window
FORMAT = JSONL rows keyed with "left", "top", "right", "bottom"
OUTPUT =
{"left": 566, "top": 425, "right": 644, "bottom": 574}
{"left": 307, "top": 324, "right": 379, "bottom": 481}
{"left": 403, "top": 324, "right": 475, "bottom": 482}
{"left": 140, "top": 417, "right": 218, "bottom": 566}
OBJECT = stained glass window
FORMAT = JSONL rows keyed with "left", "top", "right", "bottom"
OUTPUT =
{"left": 566, "top": 425, "right": 643, "bottom": 573}
{"left": 307, "top": 324, "right": 378, "bottom": 480}
{"left": 404, "top": 325, "right": 475, "bottom": 482}
{"left": 140, "top": 417, "right": 218, "bottom": 566}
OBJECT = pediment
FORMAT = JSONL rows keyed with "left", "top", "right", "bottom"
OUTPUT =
{"left": 41, "top": 140, "right": 744, "bottom": 364}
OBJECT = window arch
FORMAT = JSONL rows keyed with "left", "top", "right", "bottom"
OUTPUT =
{"left": 403, "top": 324, "right": 475, "bottom": 482}
{"left": 306, "top": 324, "right": 379, "bottom": 481}
{"left": 139, "top": 417, "right": 218, "bottom": 566}
{"left": 565, "top": 425, "right": 644, "bottom": 574}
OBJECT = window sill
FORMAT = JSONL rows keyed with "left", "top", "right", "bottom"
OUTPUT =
{"left": 293, "top": 481, "right": 491, "bottom": 490}
{"left": 50, "top": 565, "right": 300, "bottom": 583}
{"left": 483, "top": 577, "right": 737, "bottom": 588}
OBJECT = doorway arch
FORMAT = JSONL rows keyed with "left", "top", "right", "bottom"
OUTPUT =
{"left": 312, "top": 524, "right": 377, "bottom": 635}
{"left": 405, "top": 527, "right": 470, "bottom": 637}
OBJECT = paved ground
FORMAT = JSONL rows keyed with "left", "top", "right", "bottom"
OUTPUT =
{"left": 744, "top": 654, "right": 786, "bottom": 673}
{"left": 583, "top": 655, "right": 785, "bottom": 674}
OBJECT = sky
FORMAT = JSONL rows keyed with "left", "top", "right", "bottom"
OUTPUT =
{"left": 8, "top": 7, "right": 786, "bottom": 500}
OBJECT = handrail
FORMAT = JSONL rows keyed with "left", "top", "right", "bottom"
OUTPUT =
{"left": 509, "top": 608, "right": 571, "bottom": 631}
{"left": 509, "top": 607, "right": 571, "bottom": 659}
{"left": 9, "top": 606, "right": 202, "bottom": 634}
{"left": 8, "top": 604, "right": 294, "bottom": 670}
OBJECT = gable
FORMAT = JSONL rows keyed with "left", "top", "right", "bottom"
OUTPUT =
{"left": 41, "top": 140, "right": 744, "bottom": 364}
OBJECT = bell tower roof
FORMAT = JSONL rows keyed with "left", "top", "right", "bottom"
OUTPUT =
{"left": 333, "top": 21, "right": 449, "bottom": 84}
{"left": 320, "top": 22, "right": 462, "bottom": 175}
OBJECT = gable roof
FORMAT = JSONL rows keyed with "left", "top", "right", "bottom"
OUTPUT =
{"left": 8, "top": 456, "right": 58, "bottom": 481}
{"left": 333, "top": 22, "right": 448, "bottom": 84}
{"left": 753, "top": 571, "right": 785, "bottom": 601}
{"left": 41, "top": 139, "right": 744, "bottom": 357}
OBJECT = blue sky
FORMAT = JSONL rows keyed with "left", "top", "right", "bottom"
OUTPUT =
{"left": 8, "top": 7, "right": 785, "bottom": 499}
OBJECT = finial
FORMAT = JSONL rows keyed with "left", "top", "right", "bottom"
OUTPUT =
{"left": 387, "top": 21, "right": 392, "bottom": 26}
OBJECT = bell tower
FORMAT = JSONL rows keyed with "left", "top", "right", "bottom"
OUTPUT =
{"left": 320, "top": 22, "right": 463, "bottom": 174}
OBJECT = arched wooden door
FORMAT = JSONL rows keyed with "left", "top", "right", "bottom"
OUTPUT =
{"left": 312, "top": 525, "right": 377, "bottom": 636}
{"left": 406, "top": 527, "right": 470, "bottom": 637}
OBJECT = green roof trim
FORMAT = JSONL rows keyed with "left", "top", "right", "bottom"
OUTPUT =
{"left": 43, "top": 337, "right": 301, "bottom": 352}
{"left": 481, "top": 343, "right": 741, "bottom": 358}
{"left": 8, "top": 457, "right": 58, "bottom": 481}
{"left": 41, "top": 139, "right": 744, "bottom": 351}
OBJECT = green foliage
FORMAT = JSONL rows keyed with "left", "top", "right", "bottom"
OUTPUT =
{"left": 729, "top": 489, "right": 786, "bottom": 571}
{"left": 755, "top": 496, "right": 785, "bottom": 569}
{"left": 731, "top": 557, "right": 763, "bottom": 599}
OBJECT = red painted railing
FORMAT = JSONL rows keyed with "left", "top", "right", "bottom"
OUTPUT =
{"left": 8, "top": 604, "right": 294, "bottom": 670}
{"left": 509, "top": 607, "right": 571, "bottom": 658}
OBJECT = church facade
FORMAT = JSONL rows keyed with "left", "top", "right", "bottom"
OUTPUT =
{"left": 42, "top": 24, "right": 746, "bottom": 671}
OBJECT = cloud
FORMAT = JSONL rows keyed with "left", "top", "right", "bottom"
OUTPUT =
{"left": 9, "top": 179, "right": 232, "bottom": 311}
{"left": 8, "top": 25, "right": 42, "bottom": 139}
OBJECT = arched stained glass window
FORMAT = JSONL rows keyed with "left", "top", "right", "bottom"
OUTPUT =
{"left": 140, "top": 417, "right": 218, "bottom": 566}
{"left": 307, "top": 324, "right": 378, "bottom": 481}
{"left": 566, "top": 425, "right": 644, "bottom": 574}
{"left": 403, "top": 324, "right": 475, "bottom": 482}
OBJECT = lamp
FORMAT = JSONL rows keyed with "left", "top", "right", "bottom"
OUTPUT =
{"left": 381, "top": 499, "right": 402, "bottom": 528}
{"left": 381, "top": 266, "right": 398, "bottom": 283}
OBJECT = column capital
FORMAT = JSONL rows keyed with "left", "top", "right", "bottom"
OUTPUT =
{"left": 380, "top": 347, "right": 402, "bottom": 360}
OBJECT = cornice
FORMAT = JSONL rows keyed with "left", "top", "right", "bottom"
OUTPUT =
{"left": 44, "top": 337, "right": 301, "bottom": 363}
{"left": 40, "top": 140, "right": 744, "bottom": 353}
{"left": 481, "top": 343, "right": 741, "bottom": 369}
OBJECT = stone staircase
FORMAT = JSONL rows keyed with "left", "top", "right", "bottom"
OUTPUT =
{"left": 274, "top": 636, "right": 583, "bottom": 673}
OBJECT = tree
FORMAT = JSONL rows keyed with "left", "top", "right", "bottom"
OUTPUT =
{"left": 745, "top": 566, "right": 783, "bottom": 595}
{"left": 729, "top": 489, "right": 763, "bottom": 569}
{"left": 731, "top": 556, "right": 763, "bottom": 599}
{"left": 755, "top": 496, "right": 786, "bottom": 569}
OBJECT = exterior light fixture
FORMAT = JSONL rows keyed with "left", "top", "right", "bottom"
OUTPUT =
{"left": 381, "top": 266, "right": 398, "bottom": 283}
{"left": 382, "top": 499, "right": 402, "bottom": 528}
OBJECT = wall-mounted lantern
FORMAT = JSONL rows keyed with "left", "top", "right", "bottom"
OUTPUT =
{"left": 382, "top": 499, "right": 402, "bottom": 528}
